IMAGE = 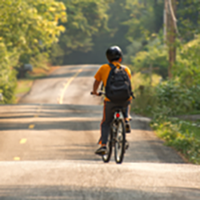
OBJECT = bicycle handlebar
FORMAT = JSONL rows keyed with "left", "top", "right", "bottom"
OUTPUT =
{"left": 90, "top": 91, "right": 104, "bottom": 96}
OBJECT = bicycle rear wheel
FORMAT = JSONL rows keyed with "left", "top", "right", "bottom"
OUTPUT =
{"left": 102, "top": 132, "right": 112, "bottom": 163}
{"left": 114, "top": 119, "right": 125, "bottom": 164}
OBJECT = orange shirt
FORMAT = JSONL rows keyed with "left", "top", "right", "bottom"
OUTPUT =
{"left": 94, "top": 61, "right": 132, "bottom": 101}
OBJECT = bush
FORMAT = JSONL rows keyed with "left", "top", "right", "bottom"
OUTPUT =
{"left": 155, "top": 80, "right": 195, "bottom": 115}
{"left": 131, "top": 72, "right": 161, "bottom": 115}
{"left": 132, "top": 79, "right": 200, "bottom": 117}
{"left": 0, "top": 67, "right": 17, "bottom": 104}
{"left": 151, "top": 117, "right": 200, "bottom": 164}
{"left": 174, "top": 35, "right": 200, "bottom": 87}
{"left": 130, "top": 38, "right": 169, "bottom": 79}
{"left": 0, "top": 43, "right": 18, "bottom": 104}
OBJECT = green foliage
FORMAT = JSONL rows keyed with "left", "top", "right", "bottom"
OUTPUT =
{"left": 30, "top": 53, "right": 50, "bottom": 70}
{"left": 0, "top": 0, "right": 66, "bottom": 54}
{"left": 0, "top": 0, "right": 66, "bottom": 103}
{"left": 133, "top": 79, "right": 200, "bottom": 117}
{"left": 174, "top": 35, "right": 200, "bottom": 87}
{"left": 132, "top": 38, "right": 168, "bottom": 78}
{"left": 130, "top": 72, "right": 162, "bottom": 115}
{"left": 51, "top": 0, "right": 110, "bottom": 64}
{"left": 133, "top": 86, "right": 157, "bottom": 115}
{"left": 124, "top": 0, "right": 163, "bottom": 42}
{"left": 151, "top": 117, "right": 200, "bottom": 164}
{"left": 177, "top": 0, "right": 200, "bottom": 41}
{"left": 127, "top": 0, "right": 200, "bottom": 164}
{"left": 0, "top": 67, "right": 17, "bottom": 104}
{"left": 123, "top": 41, "right": 142, "bottom": 64}
{"left": 131, "top": 35, "right": 200, "bottom": 116}
{"left": 132, "top": 78, "right": 200, "bottom": 164}
{"left": 0, "top": 40, "right": 18, "bottom": 104}
{"left": 155, "top": 80, "right": 195, "bottom": 115}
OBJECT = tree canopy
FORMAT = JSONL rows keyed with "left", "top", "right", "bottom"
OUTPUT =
{"left": 51, "top": 0, "right": 111, "bottom": 64}
{"left": 0, "top": 0, "right": 66, "bottom": 103}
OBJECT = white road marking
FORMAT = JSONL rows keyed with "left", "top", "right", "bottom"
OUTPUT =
{"left": 59, "top": 68, "right": 84, "bottom": 104}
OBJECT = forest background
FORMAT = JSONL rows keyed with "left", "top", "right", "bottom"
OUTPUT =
{"left": 0, "top": 0, "right": 200, "bottom": 163}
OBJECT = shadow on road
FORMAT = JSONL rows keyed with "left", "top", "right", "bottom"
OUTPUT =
{"left": 0, "top": 104, "right": 150, "bottom": 131}
{"left": 0, "top": 184, "right": 199, "bottom": 200}
{"left": 0, "top": 104, "right": 184, "bottom": 163}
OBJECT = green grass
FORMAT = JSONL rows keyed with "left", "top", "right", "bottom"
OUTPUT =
{"left": 14, "top": 79, "right": 33, "bottom": 103}
{"left": 151, "top": 118, "right": 200, "bottom": 164}
{"left": 15, "top": 73, "right": 46, "bottom": 97}
{"left": 15, "top": 80, "right": 33, "bottom": 94}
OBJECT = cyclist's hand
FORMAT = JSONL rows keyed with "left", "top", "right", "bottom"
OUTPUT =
{"left": 91, "top": 91, "right": 99, "bottom": 96}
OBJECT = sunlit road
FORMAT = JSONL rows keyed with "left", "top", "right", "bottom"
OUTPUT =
{"left": 0, "top": 65, "right": 200, "bottom": 200}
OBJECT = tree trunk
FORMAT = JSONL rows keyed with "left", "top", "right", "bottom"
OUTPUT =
{"left": 167, "top": 0, "right": 177, "bottom": 79}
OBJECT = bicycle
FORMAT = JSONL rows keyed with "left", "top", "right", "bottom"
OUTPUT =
{"left": 91, "top": 91, "right": 128, "bottom": 164}
{"left": 102, "top": 107, "right": 127, "bottom": 164}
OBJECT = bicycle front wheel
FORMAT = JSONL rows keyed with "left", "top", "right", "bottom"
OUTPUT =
{"left": 114, "top": 120, "right": 125, "bottom": 164}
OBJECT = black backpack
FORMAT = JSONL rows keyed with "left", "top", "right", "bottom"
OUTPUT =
{"left": 105, "top": 63, "right": 133, "bottom": 104}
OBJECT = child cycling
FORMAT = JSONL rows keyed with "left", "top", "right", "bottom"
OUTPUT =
{"left": 92, "top": 46, "right": 133, "bottom": 155}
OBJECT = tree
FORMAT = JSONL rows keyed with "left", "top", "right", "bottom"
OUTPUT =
{"left": 124, "top": 0, "right": 163, "bottom": 43}
{"left": 0, "top": 0, "right": 66, "bottom": 55}
{"left": 0, "top": 0, "right": 67, "bottom": 103}
{"left": 51, "top": 0, "right": 110, "bottom": 64}
{"left": 177, "top": 0, "right": 200, "bottom": 41}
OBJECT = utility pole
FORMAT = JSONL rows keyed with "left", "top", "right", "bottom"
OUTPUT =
{"left": 164, "top": 0, "right": 177, "bottom": 79}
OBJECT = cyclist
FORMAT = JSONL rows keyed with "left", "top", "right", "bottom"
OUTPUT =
{"left": 92, "top": 46, "right": 132, "bottom": 155}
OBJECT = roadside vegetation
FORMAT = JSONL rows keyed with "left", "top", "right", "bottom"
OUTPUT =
{"left": 128, "top": 0, "right": 200, "bottom": 164}
{"left": 0, "top": 0, "right": 200, "bottom": 163}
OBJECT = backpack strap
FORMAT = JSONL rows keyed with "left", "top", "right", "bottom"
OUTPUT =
{"left": 105, "top": 63, "right": 116, "bottom": 93}
{"left": 108, "top": 63, "right": 117, "bottom": 79}
{"left": 108, "top": 63, "right": 116, "bottom": 70}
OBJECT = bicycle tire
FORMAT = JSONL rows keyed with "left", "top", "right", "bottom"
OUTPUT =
{"left": 114, "top": 119, "right": 125, "bottom": 164}
{"left": 102, "top": 131, "right": 112, "bottom": 163}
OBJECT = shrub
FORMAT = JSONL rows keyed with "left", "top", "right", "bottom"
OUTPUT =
{"left": 0, "top": 67, "right": 17, "bottom": 104}
{"left": 151, "top": 117, "right": 200, "bottom": 164}
{"left": 130, "top": 38, "right": 169, "bottom": 79}
{"left": 174, "top": 35, "right": 200, "bottom": 87}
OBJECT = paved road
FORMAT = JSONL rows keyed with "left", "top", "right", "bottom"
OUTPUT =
{"left": 0, "top": 65, "right": 199, "bottom": 200}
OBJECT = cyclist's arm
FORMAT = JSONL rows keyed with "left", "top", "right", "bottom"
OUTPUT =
{"left": 92, "top": 79, "right": 101, "bottom": 95}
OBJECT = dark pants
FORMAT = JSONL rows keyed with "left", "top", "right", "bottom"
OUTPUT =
{"left": 100, "top": 100, "right": 130, "bottom": 145}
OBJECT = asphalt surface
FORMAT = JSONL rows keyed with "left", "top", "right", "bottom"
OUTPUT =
{"left": 0, "top": 65, "right": 199, "bottom": 200}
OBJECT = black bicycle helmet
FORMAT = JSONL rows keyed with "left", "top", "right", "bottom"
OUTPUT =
{"left": 106, "top": 46, "right": 123, "bottom": 62}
